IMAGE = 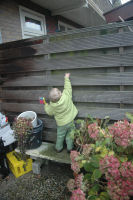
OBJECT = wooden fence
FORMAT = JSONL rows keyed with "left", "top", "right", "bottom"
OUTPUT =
{"left": 0, "top": 20, "right": 133, "bottom": 143}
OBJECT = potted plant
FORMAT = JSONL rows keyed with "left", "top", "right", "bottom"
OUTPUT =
{"left": 13, "top": 117, "right": 33, "bottom": 161}
{"left": 67, "top": 114, "right": 133, "bottom": 200}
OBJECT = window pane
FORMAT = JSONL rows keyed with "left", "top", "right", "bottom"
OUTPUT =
{"left": 25, "top": 17, "right": 42, "bottom": 31}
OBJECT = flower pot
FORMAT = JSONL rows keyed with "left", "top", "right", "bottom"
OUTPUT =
{"left": 26, "top": 118, "right": 43, "bottom": 149}
{"left": 17, "top": 111, "right": 37, "bottom": 128}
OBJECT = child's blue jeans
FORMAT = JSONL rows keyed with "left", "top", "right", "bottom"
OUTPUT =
{"left": 55, "top": 121, "right": 75, "bottom": 151}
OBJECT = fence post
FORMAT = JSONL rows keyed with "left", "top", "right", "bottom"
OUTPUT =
{"left": 119, "top": 27, "right": 124, "bottom": 109}
{"left": 43, "top": 37, "right": 52, "bottom": 94}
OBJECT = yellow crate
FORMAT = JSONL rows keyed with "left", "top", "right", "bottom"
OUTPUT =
{"left": 6, "top": 151, "right": 32, "bottom": 178}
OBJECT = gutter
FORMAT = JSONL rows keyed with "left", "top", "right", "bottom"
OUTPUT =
{"left": 52, "top": 0, "right": 105, "bottom": 20}
{"left": 52, "top": 0, "right": 88, "bottom": 15}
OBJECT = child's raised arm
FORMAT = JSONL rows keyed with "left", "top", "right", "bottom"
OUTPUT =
{"left": 64, "top": 73, "right": 72, "bottom": 97}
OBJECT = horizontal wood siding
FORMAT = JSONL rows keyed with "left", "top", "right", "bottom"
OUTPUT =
{"left": 1, "top": 20, "right": 133, "bottom": 143}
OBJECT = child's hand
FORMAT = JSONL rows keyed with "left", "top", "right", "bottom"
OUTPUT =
{"left": 65, "top": 73, "right": 70, "bottom": 78}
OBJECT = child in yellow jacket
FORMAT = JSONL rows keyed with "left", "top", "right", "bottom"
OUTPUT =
{"left": 44, "top": 73, "right": 78, "bottom": 152}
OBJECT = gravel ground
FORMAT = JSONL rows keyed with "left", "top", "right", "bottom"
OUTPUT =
{"left": 0, "top": 161, "right": 72, "bottom": 200}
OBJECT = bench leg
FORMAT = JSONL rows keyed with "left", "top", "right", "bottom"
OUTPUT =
{"left": 32, "top": 159, "right": 44, "bottom": 175}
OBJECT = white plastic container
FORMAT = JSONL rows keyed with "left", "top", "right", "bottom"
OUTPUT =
{"left": 0, "top": 113, "right": 8, "bottom": 128}
{"left": 17, "top": 111, "right": 37, "bottom": 128}
{"left": 0, "top": 124, "right": 16, "bottom": 146}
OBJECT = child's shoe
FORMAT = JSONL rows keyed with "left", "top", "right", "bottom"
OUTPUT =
{"left": 55, "top": 147, "right": 63, "bottom": 153}
{"left": 67, "top": 149, "right": 73, "bottom": 153}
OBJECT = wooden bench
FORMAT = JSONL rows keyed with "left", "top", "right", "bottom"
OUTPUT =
{"left": 16, "top": 142, "right": 71, "bottom": 174}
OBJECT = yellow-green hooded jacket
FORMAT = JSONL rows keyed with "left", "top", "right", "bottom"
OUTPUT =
{"left": 44, "top": 77, "right": 78, "bottom": 126}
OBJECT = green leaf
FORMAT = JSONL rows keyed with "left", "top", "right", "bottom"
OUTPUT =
{"left": 89, "top": 188, "right": 97, "bottom": 195}
{"left": 84, "top": 173, "right": 92, "bottom": 181}
{"left": 126, "top": 112, "right": 133, "bottom": 123}
{"left": 104, "top": 138, "right": 111, "bottom": 145}
{"left": 96, "top": 141, "right": 102, "bottom": 147}
{"left": 90, "top": 156, "right": 100, "bottom": 168}
{"left": 92, "top": 169, "right": 102, "bottom": 180}
{"left": 91, "top": 184, "right": 100, "bottom": 193}
{"left": 119, "top": 156, "right": 128, "bottom": 162}
{"left": 100, "top": 192, "right": 110, "bottom": 200}
{"left": 88, "top": 115, "right": 96, "bottom": 123}
{"left": 117, "top": 146, "right": 124, "bottom": 153}
{"left": 127, "top": 154, "right": 133, "bottom": 161}
{"left": 131, "top": 140, "right": 133, "bottom": 146}
{"left": 102, "top": 117, "right": 110, "bottom": 128}
{"left": 83, "top": 162, "right": 95, "bottom": 172}
{"left": 76, "top": 119, "right": 84, "bottom": 124}
{"left": 69, "top": 130, "right": 75, "bottom": 139}
{"left": 88, "top": 196, "right": 97, "bottom": 200}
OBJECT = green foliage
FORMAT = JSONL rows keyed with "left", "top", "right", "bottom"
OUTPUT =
{"left": 88, "top": 196, "right": 97, "bottom": 200}
{"left": 92, "top": 169, "right": 102, "bottom": 180}
{"left": 90, "top": 155, "right": 100, "bottom": 168}
{"left": 68, "top": 115, "right": 133, "bottom": 200}
{"left": 126, "top": 112, "right": 133, "bottom": 123}
{"left": 83, "top": 162, "right": 95, "bottom": 172}
{"left": 100, "top": 192, "right": 110, "bottom": 200}
{"left": 84, "top": 173, "right": 92, "bottom": 181}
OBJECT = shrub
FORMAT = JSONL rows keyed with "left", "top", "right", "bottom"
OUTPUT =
{"left": 68, "top": 114, "right": 133, "bottom": 200}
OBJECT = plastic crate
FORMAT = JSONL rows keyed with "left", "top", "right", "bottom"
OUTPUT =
{"left": 6, "top": 151, "right": 32, "bottom": 178}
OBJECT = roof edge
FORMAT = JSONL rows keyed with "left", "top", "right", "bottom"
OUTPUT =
{"left": 104, "top": 0, "right": 132, "bottom": 15}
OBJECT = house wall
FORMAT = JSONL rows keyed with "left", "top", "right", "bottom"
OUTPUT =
{"left": 0, "top": 0, "right": 22, "bottom": 43}
{"left": 0, "top": 0, "right": 80, "bottom": 43}
{"left": 93, "top": 0, "right": 121, "bottom": 13}
{"left": 45, "top": 16, "right": 59, "bottom": 33}
{"left": 104, "top": 1, "right": 133, "bottom": 23}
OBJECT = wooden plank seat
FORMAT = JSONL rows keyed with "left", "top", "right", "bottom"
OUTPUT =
{"left": 15, "top": 142, "right": 71, "bottom": 174}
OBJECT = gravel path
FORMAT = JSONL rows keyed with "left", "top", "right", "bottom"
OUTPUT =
{"left": 0, "top": 161, "right": 72, "bottom": 200}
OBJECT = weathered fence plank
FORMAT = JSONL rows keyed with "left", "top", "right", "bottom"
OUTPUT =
{"left": 1, "top": 32, "right": 133, "bottom": 60}
{"left": 0, "top": 20, "right": 133, "bottom": 51}
{"left": 2, "top": 73, "right": 133, "bottom": 87}
{"left": 2, "top": 102, "right": 132, "bottom": 120}
{"left": 0, "top": 53, "right": 133, "bottom": 74}
{"left": 1, "top": 90, "right": 133, "bottom": 104}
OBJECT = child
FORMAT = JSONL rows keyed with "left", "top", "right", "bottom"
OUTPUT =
{"left": 44, "top": 73, "right": 78, "bottom": 153}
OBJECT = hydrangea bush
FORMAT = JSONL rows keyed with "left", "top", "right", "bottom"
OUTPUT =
{"left": 67, "top": 114, "right": 133, "bottom": 200}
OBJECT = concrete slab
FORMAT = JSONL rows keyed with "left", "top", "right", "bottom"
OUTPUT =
{"left": 16, "top": 142, "right": 71, "bottom": 164}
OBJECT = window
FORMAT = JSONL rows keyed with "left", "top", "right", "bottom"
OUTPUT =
{"left": 19, "top": 6, "right": 46, "bottom": 39}
{"left": 58, "top": 21, "right": 75, "bottom": 32}
{"left": 109, "top": 0, "right": 113, "bottom": 4}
